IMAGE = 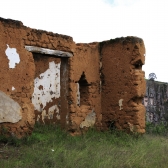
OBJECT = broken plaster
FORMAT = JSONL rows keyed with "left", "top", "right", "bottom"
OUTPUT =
{"left": 80, "top": 110, "right": 96, "bottom": 128}
{"left": 0, "top": 90, "right": 22, "bottom": 123}
{"left": 40, "top": 105, "right": 60, "bottom": 124}
{"left": 32, "top": 61, "right": 60, "bottom": 112}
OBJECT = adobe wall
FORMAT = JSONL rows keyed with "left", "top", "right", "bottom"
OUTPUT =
{"left": 100, "top": 37, "right": 146, "bottom": 133}
{"left": 0, "top": 17, "right": 75, "bottom": 137}
{"left": 0, "top": 17, "right": 146, "bottom": 137}
{"left": 0, "top": 18, "right": 35, "bottom": 137}
{"left": 68, "top": 43, "right": 102, "bottom": 134}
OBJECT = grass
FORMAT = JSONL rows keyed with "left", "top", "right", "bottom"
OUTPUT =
{"left": 1, "top": 124, "right": 168, "bottom": 168}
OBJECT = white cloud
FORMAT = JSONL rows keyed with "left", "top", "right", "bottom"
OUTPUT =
{"left": 0, "top": 0, "right": 168, "bottom": 82}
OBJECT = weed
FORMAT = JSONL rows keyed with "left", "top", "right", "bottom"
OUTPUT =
{"left": 146, "top": 122, "right": 168, "bottom": 135}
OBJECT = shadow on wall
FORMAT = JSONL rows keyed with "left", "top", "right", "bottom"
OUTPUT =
{"left": 77, "top": 72, "right": 91, "bottom": 106}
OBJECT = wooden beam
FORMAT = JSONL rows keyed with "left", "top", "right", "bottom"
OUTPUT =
{"left": 25, "top": 46, "right": 73, "bottom": 57}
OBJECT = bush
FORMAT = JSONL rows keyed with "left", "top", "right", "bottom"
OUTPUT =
{"left": 146, "top": 122, "right": 168, "bottom": 135}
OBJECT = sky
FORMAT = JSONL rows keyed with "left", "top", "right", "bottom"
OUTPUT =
{"left": 0, "top": 0, "right": 168, "bottom": 82}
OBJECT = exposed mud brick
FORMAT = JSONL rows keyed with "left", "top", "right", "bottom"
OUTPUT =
{"left": 0, "top": 17, "right": 146, "bottom": 137}
{"left": 0, "top": 18, "right": 35, "bottom": 138}
{"left": 100, "top": 37, "right": 146, "bottom": 133}
{"left": 0, "top": 17, "right": 74, "bottom": 138}
{"left": 68, "top": 43, "right": 102, "bottom": 134}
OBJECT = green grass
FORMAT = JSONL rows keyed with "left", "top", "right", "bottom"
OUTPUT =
{"left": 1, "top": 124, "right": 168, "bottom": 168}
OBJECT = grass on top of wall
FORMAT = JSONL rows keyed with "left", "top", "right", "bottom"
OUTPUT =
{"left": 1, "top": 124, "right": 168, "bottom": 168}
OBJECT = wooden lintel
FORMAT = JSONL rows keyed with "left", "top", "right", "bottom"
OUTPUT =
{"left": 25, "top": 46, "right": 73, "bottom": 57}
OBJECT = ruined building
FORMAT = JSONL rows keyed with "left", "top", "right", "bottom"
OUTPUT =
{"left": 0, "top": 17, "right": 146, "bottom": 138}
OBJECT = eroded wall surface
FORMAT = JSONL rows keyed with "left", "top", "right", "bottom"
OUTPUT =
{"left": 100, "top": 37, "right": 146, "bottom": 133}
{"left": 0, "top": 17, "right": 75, "bottom": 137}
{"left": 0, "top": 17, "right": 146, "bottom": 137}
{"left": 68, "top": 43, "right": 102, "bottom": 134}
{"left": 0, "top": 18, "right": 35, "bottom": 137}
{"left": 33, "top": 53, "right": 61, "bottom": 124}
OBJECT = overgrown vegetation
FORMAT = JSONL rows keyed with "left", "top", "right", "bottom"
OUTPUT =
{"left": 1, "top": 124, "right": 168, "bottom": 168}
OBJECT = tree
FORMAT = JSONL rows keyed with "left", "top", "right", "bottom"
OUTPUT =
{"left": 148, "top": 73, "right": 157, "bottom": 81}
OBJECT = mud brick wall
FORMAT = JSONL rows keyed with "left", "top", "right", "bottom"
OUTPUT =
{"left": 0, "top": 17, "right": 75, "bottom": 137}
{"left": 68, "top": 43, "right": 102, "bottom": 134}
{"left": 0, "top": 18, "right": 35, "bottom": 137}
{"left": 0, "top": 17, "right": 146, "bottom": 137}
{"left": 100, "top": 37, "right": 146, "bottom": 133}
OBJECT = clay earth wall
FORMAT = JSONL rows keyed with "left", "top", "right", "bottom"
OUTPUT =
{"left": 100, "top": 37, "right": 146, "bottom": 133}
{"left": 0, "top": 17, "right": 75, "bottom": 137}
{"left": 0, "top": 17, "right": 146, "bottom": 137}
{"left": 68, "top": 43, "right": 102, "bottom": 134}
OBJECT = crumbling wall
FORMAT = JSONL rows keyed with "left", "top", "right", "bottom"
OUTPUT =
{"left": 144, "top": 80, "right": 168, "bottom": 124}
{"left": 23, "top": 25, "right": 75, "bottom": 129}
{"left": 68, "top": 43, "right": 102, "bottom": 134}
{"left": 32, "top": 53, "right": 61, "bottom": 124}
{"left": 100, "top": 37, "right": 146, "bottom": 133}
{"left": 0, "top": 18, "right": 35, "bottom": 137}
{"left": 0, "top": 17, "right": 147, "bottom": 137}
{"left": 0, "top": 17, "right": 75, "bottom": 137}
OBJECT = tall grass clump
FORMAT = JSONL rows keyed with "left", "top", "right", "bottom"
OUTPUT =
{"left": 146, "top": 121, "right": 168, "bottom": 136}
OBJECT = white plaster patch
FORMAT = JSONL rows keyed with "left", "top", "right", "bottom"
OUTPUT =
{"left": 80, "top": 110, "right": 96, "bottom": 128}
{"left": 42, "top": 110, "right": 47, "bottom": 123}
{"left": 37, "top": 115, "right": 40, "bottom": 122}
{"left": 119, "top": 99, "right": 124, "bottom": 110}
{"left": 0, "top": 90, "right": 22, "bottom": 123}
{"left": 76, "top": 83, "right": 80, "bottom": 106}
{"left": 5, "top": 44, "right": 20, "bottom": 68}
{"left": 56, "top": 114, "right": 60, "bottom": 120}
{"left": 66, "top": 114, "right": 69, "bottom": 124}
{"left": 48, "top": 105, "right": 59, "bottom": 120}
{"left": 12, "top": 86, "right": 15, "bottom": 91}
{"left": 41, "top": 105, "right": 60, "bottom": 124}
{"left": 32, "top": 61, "right": 60, "bottom": 111}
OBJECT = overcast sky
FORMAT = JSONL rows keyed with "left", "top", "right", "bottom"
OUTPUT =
{"left": 0, "top": 0, "right": 168, "bottom": 82}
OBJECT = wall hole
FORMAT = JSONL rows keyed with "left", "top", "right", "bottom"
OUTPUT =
{"left": 133, "top": 60, "right": 142, "bottom": 70}
{"left": 78, "top": 72, "right": 90, "bottom": 106}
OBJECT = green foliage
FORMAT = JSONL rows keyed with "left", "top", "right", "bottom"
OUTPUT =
{"left": 146, "top": 122, "right": 168, "bottom": 135}
{"left": 1, "top": 124, "right": 168, "bottom": 168}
